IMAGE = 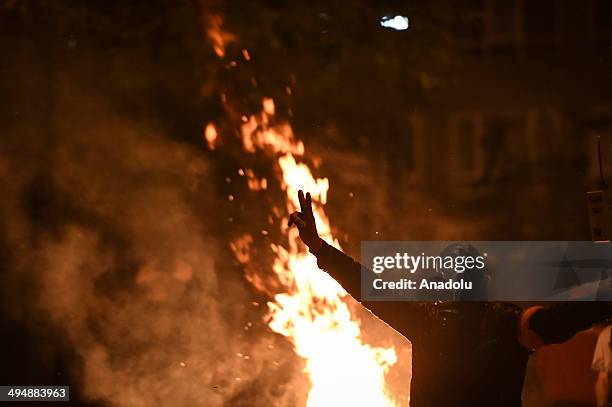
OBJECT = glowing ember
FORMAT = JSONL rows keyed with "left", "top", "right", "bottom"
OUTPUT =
{"left": 242, "top": 48, "right": 251, "bottom": 61}
{"left": 204, "top": 123, "right": 218, "bottom": 150}
{"left": 204, "top": 14, "right": 236, "bottom": 57}
{"left": 245, "top": 168, "right": 268, "bottom": 191}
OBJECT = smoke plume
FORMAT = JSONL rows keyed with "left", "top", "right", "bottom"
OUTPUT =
{"left": 0, "top": 83, "right": 307, "bottom": 406}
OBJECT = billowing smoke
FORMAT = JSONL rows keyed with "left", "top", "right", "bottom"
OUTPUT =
{"left": 0, "top": 84, "right": 308, "bottom": 406}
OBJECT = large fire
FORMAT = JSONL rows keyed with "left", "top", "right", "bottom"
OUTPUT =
{"left": 205, "top": 14, "right": 401, "bottom": 407}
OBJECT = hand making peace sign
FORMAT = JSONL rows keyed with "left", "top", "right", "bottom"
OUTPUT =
{"left": 288, "top": 190, "right": 323, "bottom": 253}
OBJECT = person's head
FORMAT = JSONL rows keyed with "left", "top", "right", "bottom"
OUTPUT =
{"left": 438, "top": 243, "right": 491, "bottom": 301}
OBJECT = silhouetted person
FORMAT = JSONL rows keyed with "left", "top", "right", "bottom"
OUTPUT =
{"left": 289, "top": 190, "right": 611, "bottom": 407}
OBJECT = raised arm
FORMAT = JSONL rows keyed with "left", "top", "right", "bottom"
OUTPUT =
{"left": 288, "top": 190, "right": 426, "bottom": 339}
{"left": 288, "top": 190, "right": 366, "bottom": 300}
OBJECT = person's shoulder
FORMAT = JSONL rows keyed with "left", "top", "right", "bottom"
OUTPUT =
{"left": 486, "top": 302, "right": 522, "bottom": 318}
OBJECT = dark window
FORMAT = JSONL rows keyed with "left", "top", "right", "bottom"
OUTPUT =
{"left": 464, "top": 0, "right": 484, "bottom": 11}
{"left": 455, "top": 0, "right": 485, "bottom": 42}
{"left": 491, "top": 0, "right": 517, "bottom": 35}
{"left": 457, "top": 13, "right": 485, "bottom": 42}
{"left": 524, "top": 0, "right": 557, "bottom": 35}
{"left": 595, "top": 0, "right": 612, "bottom": 30}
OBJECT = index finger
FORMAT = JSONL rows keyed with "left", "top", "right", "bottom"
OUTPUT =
{"left": 298, "top": 189, "right": 306, "bottom": 213}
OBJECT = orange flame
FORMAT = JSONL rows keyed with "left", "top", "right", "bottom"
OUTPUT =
{"left": 204, "top": 14, "right": 236, "bottom": 57}
{"left": 204, "top": 15, "right": 400, "bottom": 406}
{"left": 236, "top": 98, "right": 399, "bottom": 406}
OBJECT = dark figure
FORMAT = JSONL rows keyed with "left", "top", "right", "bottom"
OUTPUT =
{"left": 289, "top": 190, "right": 611, "bottom": 407}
